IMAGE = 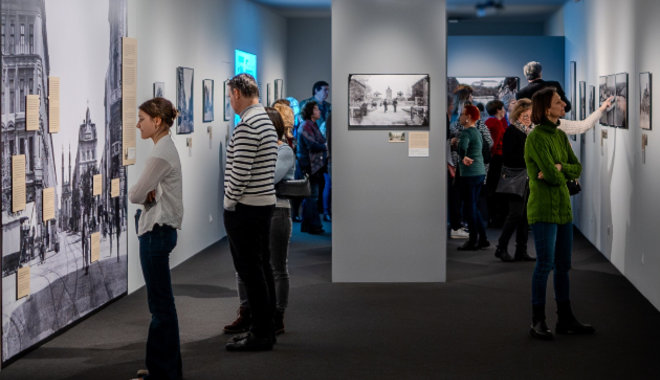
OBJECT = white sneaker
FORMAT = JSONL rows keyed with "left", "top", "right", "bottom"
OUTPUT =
{"left": 450, "top": 228, "right": 469, "bottom": 239}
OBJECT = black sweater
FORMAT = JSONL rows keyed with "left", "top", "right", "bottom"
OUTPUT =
{"left": 516, "top": 79, "right": 572, "bottom": 113}
{"left": 501, "top": 126, "right": 527, "bottom": 169}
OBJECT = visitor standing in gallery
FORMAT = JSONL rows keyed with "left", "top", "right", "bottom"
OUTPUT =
{"left": 223, "top": 73, "right": 279, "bottom": 351}
{"left": 297, "top": 101, "right": 328, "bottom": 235}
{"left": 525, "top": 88, "right": 595, "bottom": 340}
{"left": 456, "top": 104, "right": 490, "bottom": 251}
{"left": 128, "top": 97, "right": 183, "bottom": 380}
{"left": 299, "top": 80, "right": 332, "bottom": 222}
{"left": 495, "top": 98, "right": 535, "bottom": 262}
{"left": 517, "top": 60, "right": 572, "bottom": 113}
{"left": 223, "top": 106, "right": 295, "bottom": 337}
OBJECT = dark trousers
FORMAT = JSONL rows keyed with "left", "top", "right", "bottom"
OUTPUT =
{"left": 486, "top": 155, "right": 506, "bottom": 225}
{"left": 138, "top": 225, "right": 182, "bottom": 380}
{"left": 224, "top": 203, "right": 275, "bottom": 337}
{"left": 447, "top": 170, "right": 462, "bottom": 231}
{"left": 531, "top": 222, "right": 573, "bottom": 306}
{"left": 302, "top": 173, "right": 323, "bottom": 231}
{"left": 497, "top": 192, "right": 529, "bottom": 251}
{"left": 459, "top": 175, "right": 487, "bottom": 244}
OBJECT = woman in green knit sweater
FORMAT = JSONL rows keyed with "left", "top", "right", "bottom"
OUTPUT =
{"left": 456, "top": 104, "right": 489, "bottom": 250}
{"left": 525, "top": 87, "right": 595, "bottom": 340}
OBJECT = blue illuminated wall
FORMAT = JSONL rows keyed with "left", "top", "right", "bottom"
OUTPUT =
{"left": 234, "top": 49, "right": 257, "bottom": 122}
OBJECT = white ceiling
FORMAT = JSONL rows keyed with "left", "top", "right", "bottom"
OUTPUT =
{"left": 249, "top": 0, "right": 570, "bottom": 19}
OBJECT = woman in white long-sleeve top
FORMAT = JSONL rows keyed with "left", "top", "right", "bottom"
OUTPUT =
{"left": 128, "top": 97, "right": 183, "bottom": 380}
{"left": 557, "top": 96, "right": 613, "bottom": 135}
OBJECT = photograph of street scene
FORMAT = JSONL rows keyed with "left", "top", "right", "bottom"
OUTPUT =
{"left": 349, "top": 74, "right": 430, "bottom": 128}
{"left": 1, "top": 0, "right": 128, "bottom": 363}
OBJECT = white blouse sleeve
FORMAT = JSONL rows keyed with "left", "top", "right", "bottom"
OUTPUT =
{"left": 558, "top": 109, "right": 603, "bottom": 135}
{"left": 128, "top": 156, "right": 172, "bottom": 204}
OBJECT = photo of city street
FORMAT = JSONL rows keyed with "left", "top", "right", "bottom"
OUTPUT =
{"left": 349, "top": 74, "right": 430, "bottom": 127}
{"left": 1, "top": 0, "right": 128, "bottom": 362}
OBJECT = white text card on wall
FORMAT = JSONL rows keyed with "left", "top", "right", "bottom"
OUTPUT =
{"left": 26, "top": 95, "right": 40, "bottom": 131}
{"left": 12, "top": 155, "right": 26, "bottom": 212}
{"left": 48, "top": 77, "right": 60, "bottom": 133}
{"left": 408, "top": 131, "right": 429, "bottom": 157}
{"left": 122, "top": 37, "right": 137, "bottom": 166}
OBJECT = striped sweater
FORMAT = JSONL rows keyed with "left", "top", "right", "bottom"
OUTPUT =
{"left": 223, "top": 104, "right": 278, "bottom": 210}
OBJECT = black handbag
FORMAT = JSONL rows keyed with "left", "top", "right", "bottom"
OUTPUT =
{"left": 495, "top": 166, "right": 528, "bottom": 198}
{"left": 566, "top": 179, "right": 581, "bottom": 195}
{"left": 275, "top": 175, "right": 311, "bottom": 198}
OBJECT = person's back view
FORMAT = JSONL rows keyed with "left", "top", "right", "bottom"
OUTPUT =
{"left": 517, "top": 61, "right": 571, "bottom": 113}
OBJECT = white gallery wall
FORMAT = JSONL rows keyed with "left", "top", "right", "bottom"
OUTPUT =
{"left": 332, "top": 0, "right": 447, "bottom": 282}
{"left": 126, "top": 0, "right": 287, "bottom": 292}
{"left": 556, "top": 0, "right": 660, "bottom": 311}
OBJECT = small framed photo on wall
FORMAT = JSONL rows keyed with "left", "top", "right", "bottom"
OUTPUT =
{"left": 640, "top": 72, "right": 652, "bottom": 130}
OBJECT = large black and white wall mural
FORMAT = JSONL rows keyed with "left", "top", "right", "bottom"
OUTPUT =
{"left": 1, "top": 0, "right": 128, "bottom": 363}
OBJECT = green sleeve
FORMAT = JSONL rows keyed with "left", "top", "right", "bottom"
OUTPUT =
{"left": 526, "top": 134, "right": 565, "bottom": 186}
{"left": 457, "top": 130, "right": 470, "bottom": 160}
{"left": 559, "top": 133, "right": 582, "bottom": 180}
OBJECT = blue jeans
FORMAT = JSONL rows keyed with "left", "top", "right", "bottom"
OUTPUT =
{"left": 302, "top": 173, "right": 323, "bottom": 231}
{"left": 138, "top": 224, "right": 182, "bottom": 380}
{"left": 531, "top": 222, "right": 573, "bottom": 306}
{"left": 459, "top": 175, "right": 487, "bottom": 243}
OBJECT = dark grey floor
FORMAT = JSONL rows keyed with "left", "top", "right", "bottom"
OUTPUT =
{"left": 1, "top": 222, "right": 659, "bottom": 380}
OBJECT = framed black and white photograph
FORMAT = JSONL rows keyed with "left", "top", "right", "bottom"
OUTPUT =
{"left": 176, "top": 66, "right": 194, "bottom": 134}
{"left": 599, "top": 75, "right": 615, "bottom": 126}
{"left": 640, "top": 72, "right": 652, "bottom": 130}
{"left": 202, "top": 79, "right": 214, "bottom": 122}
{"left": 569, "top": 61, "right": 576, "bottom": 121}
{"left": 349, "top": 74, "right": 430, "bottom": 128}
{"left": 223, "top": 79, "right": 232, "bottom": 121}
{"left": 153, "top": 81, "right": 164, "bottom": 98}
{"left": 589, "top": 85, "right": 596, "bottom": 114}
{"left": 448, "top": 76, "right": 518, "bottom": 111}
{"left": 614, "top": 72, "right": 628, "bottom": 128}
{"left": 579, "top": 81, "right": 586, "bottom": 120}
{"left": 274, "top": 79, "right": 284, "bottom": 101}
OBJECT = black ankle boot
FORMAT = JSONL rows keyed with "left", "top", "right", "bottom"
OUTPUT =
{"left": 458, "top": 241, "right": 479, "bottom": 251}
{"left": 495, "top": 246, "right": 514, "bottom": 262}
{"left": 556, "top": 301, "right": 595, "bottom": 335}
{"left": 273, "top": 309, "right": 285, "bottom": 335}
{"left": 530, "top": 304, "right": 553, "bottom": 340}
{"left": 514, "top": 247, "right": 536, "bottom": 261}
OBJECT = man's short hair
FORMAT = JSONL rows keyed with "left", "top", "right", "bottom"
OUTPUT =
{"left": 228, "top": 73, "right": 259, "bottom": 98}
{"left": 312, "top": 81, "right": 329, "bottom": 96}
{"left": 486, "top": 100, "right": 504, "bottom": 116}
{"left": 524, "top": 61, "right": 543, "bottom": 81}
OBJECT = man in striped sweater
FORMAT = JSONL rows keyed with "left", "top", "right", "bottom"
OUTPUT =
{"left": 223, "top": 73, "right": 278, "bottom": 351}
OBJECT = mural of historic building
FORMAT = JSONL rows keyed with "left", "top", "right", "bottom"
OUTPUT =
{"left": 1, "top": 0, "right": 128, "bottom": 363}
{"left": 1, "top": 0, "right": 58, "bottom": 276}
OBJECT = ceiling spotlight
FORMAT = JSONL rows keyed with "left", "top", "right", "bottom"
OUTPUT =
{"left": 475, "top": 0, "right": 504, "bottom": 18}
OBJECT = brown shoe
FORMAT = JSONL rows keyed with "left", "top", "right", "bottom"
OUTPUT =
{"left": 223, "top": 306, "right": 251, "bottom": 334}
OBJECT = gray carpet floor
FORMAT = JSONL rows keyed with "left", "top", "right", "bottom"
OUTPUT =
{"left": 1, "top": 222, "right": 659, "bottom": 379}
